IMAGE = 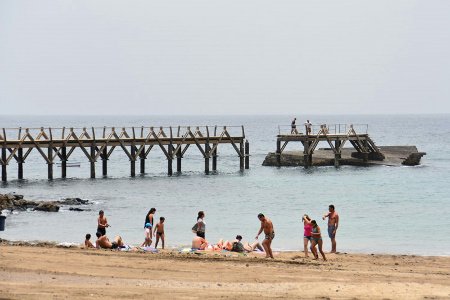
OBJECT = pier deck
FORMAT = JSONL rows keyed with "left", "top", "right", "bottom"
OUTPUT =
{"left": 0, "top": 126, "right": 249, "bottom": 181}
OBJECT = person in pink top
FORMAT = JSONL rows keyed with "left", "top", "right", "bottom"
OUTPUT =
{"left": 302, "top": 214, "right": 313, "bottom": 257}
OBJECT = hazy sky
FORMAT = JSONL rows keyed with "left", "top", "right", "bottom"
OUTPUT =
{"left": 1, "top": 1, "right": 449, "bottom": 115}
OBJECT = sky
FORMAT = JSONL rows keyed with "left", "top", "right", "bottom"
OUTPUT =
{"left": 0, "top": 0, "right": 449, "bottom": 115}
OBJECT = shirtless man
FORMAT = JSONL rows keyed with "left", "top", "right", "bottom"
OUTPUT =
{"left": 97, "top": 210, "right": 110, "bottom": 236}
{"left": 95, "top": 232, "right": 124, "bottom": 249}
{"left": 255, "top": 213, "right": 275, "bottom": 259}
{"left": 191, "top": 236, "right": 208, "bottom": 250}
{"left": 323, "top": 204, "right": 339, "bottom": 253}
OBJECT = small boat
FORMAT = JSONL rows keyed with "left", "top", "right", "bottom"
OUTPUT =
{"left": 56, "top": 162, "right": 81, "bottom": 168}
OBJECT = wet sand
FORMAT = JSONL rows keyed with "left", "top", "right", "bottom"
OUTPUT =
{"left": 1, "top": 244, "right": 449, "bottom": 299}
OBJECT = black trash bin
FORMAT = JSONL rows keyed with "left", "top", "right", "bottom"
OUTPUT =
{"left": 0, "top": 215, "right": 6, "bottom": 231}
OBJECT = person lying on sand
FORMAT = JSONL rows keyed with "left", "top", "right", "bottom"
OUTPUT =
{"left": 230, "top": 235, "right": 264, "bottom": 253}
{"left": 95, "top": 232, "right": 124, "bottom": 249}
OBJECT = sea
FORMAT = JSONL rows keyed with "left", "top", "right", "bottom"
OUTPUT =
{"left": 1, "top": 114, "right": 449, "bottom": 256}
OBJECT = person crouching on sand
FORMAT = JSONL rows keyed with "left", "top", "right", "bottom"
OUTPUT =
{"left": 310, "top": 220, "right": 326, "bottom": 261}
{"left": 95, "top": 232, "right": 124, "bottom": 249}
{"left": 192, "top": 236, "right": 208, "bottom": 250}
{"left": 255, "top": 213, "right": 275, "bottom": 259}
{"left": 84, "top": 233, "right": 95, "bottom": 248}
{"left": 302, "top": 214, "right": 313, "bottom": 257}
{"left": 141, "top": 222, "right": 152, "bottom": 247}
{"left": 153, "top": 217, "right": 165, "bottom": 249}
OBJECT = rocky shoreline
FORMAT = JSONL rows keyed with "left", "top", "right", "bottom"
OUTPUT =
{"left": 262, "top": 146, "right": 426, "bottom": 167}
{"left": 0, "top": 193, "right": 91, "bottom": 213}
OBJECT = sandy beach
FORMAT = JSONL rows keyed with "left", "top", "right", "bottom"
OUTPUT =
{"left": 1, "top": 243, "right": 449, "bottom": 299}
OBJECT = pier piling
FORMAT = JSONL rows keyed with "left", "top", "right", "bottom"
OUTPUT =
{"left": 130, "top": 146, "right": 136, "bottom": 177}
{"left": 102, "top": 147, "right": 108, "bottom": 176}
{"left": 18, "top": 148, "right": 24, "bottom": 180}
{"left": 2, "top": 148, "right": 7, "bottom": 182}
{"left": 245, "top": 140, "right": 249, "bottom": 169}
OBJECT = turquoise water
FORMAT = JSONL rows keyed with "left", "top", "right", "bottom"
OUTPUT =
{"left": 1, "top": 114, "right": 449, "bottom": 255}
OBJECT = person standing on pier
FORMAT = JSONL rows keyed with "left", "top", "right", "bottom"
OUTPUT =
{"left": 305, "top": 120, "right": 312, "bottom": 135}
{"left": 97, "top": 210, "right": 110, "bottom": 236}
{"left": 255, "top": 213, "right": 275, "bottom": 259}
{"left": 323, "top": 204, "right": 339, "bottom": 253}
{"left": 291, "top": 118, "right": 298, "bottom": 134}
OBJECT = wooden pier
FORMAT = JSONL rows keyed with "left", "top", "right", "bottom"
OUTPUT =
{"left": 0, "top": 126, "right": 249, "bottom": 181}
{"left": 276, "top": 123, "right": 383, "bottom": 168}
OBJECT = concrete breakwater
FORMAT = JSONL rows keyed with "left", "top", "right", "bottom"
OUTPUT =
{"left": 262, "top": 146, "right": 426, "bottom": 167}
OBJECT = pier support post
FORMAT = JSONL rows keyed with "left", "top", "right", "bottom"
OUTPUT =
{"left": 334, "top": 140, "right": 341, "bottom": 167}
{"left": 176, "top": 151, "right": 182, "bottom": 173}
{"left": 48, "top": 147, "right": 53, "bottom": 180}
{"left": 1, "top": 148, "right": 7, "bottom": 182}
{"left": 61, "top": 147, "right": 67, "bottom": 178}
{"left": 303, "top": 141, "right": 310, "bottom": 169}
{"left": 362, "top": 141, "right": 369, "bottom": 164}
{"left": 276, "top": 140, "right": 281, "bottom": 167}
{"left": 239, "top": 141, "right": 244, "bottom": 171}
{"left": 212, "top": 146, "right": 217, "bottom": 171}
{"left": 90, "top": 146, "right": 95, "bottom": 179}
{"left": 205, "top": 143, "right": 210, "bottom": 174}
{"left": 245, "top": 140, "right": 249, "bottom": 169}
{"left": 140, "top": 146, "right": 146, "bottom": 175}
{"left": 167, "top": 146, "right": 173, "bottom": 176}
{"left": 130, "top": 146, "right": 136, "bottom": 177}
{"left": 18, "top": 148, "right": 24, "bottom": 180}
{"left": 102, "top": 147, "right": 107, "bottom": 176}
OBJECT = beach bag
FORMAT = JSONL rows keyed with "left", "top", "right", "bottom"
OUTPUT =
{"left": 191, "top": 223, "right": 198, "bottom": 233}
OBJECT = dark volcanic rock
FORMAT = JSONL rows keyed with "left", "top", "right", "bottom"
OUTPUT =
{"left": 58, "top": 198, "right": 90, "bottom": 205}
{"left": 34, "top": 202, "right": 60, "bottom": 212}
{"left": 1, "top": 194, "right": 89, "bottom": 213}
{"left": 69, "top": 207, "right": 87, "bottom": 212}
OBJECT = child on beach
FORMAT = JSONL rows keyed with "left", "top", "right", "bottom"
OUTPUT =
{"left": 84, "top": 233, "right": 95, "bottom": 248}
{"left": 141, "top": 223, "right": 152, "bottom": 247}
{"left": 302, "top": 214, "right": 312, "bottom": 257}
{"left": 310, "top": 220, "right": 326, "bottom": 261}
{"left": 97, "top": 210, "right": 110, "bottom": 236}
{"left": 153, "top": 217, "right": 165, "bottom": 249}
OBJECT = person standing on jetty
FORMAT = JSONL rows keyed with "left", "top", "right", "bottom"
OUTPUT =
{"left": 97, "top": 210, "right": 110, "bottom": 236}
{"left": 323, "top": 204, "right": 339, "bottom": 253}
{"left": 144, "top": 207, "right": 156, "bottom": 240}
{"left": 194, "top": 211, "right": 206, "bottom": 238}
{"left": 291, "top": 118, "right": 298, "bottom": 134}
{"left": 305, "top": 120, "right": 312, "bottom": 135}
{"left": 255, "top": 213, "right": 275, "bottom": 259}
